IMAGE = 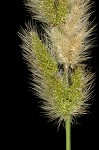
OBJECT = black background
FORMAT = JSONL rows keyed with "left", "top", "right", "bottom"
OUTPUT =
{"left": 1, "top": 0, "right": 99, "bottom": 149}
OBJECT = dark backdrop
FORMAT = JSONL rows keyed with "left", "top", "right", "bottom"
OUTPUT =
{"left": 1, "top": 0, "right": 98, "bottom": 149}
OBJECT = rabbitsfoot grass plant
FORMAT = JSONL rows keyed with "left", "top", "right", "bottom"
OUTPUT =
{"left": 19, "top": 0, "right": 96, "bottom": 150}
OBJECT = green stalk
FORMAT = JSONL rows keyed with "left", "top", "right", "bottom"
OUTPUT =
{"left": 66, "top": 116, "right": 71, "bottom": 150}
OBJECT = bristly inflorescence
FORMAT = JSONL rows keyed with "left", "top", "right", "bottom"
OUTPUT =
{"left": 19, "top": 0, "right": 95, "bottom": 125}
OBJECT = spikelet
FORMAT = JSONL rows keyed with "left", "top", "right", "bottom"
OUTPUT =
{"left": 50, "top": 0, "right": 95, "bottom": 68}
{"left": 25, "top": 0, "right": 70, "bottom": 25}
{"left": 18, "top": 23, "right": 94, "bottom": 124}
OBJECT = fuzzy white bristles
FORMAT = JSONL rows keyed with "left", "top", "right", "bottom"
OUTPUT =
{"left": 50, "top": 0, "right": 95, "bottom": 68}
{"left": 19, "top": 0, "right": 95, "bottom": 125}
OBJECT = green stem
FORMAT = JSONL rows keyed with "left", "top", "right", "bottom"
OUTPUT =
{"left": 66, "top": 116, "right": 71, "bottom": 150}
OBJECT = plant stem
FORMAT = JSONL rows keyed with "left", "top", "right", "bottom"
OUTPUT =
{"left": 66, "top": 116, "right": 71, "bottom": 150}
